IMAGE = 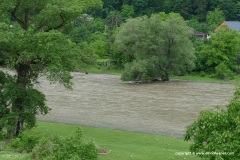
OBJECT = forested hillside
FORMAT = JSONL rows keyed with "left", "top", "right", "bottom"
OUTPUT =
{"left": 65, "top": 0, "right": 240, "bottom": 81}
{"left": 1, "top": 0, "right": 240, "bottom": 81}
{"left": 100, "top": 0, "right": 240, "bottom": 30}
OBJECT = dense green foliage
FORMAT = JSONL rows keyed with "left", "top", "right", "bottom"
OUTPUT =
{"left": 31, "top": 128, "right": 98, "bottom": 160}
{"left": 0, "top": 0, "right": 102, "bottom": 137}
{"left": 185, "top": 87, "right": 240, "bottom": 159}
{"left": 0, "top": 70, "right": 48, "bottom": 138}
{"left": 67, "top": 0, "right": 240, "bottom": 71}
{"left": 194, "top": 28, "right": 240, "bottom": 79}
{"left": 55, "top": 0, "right": 240, "bottom": 80}
{"left": 9, "top": 131, "right": 42, "bottom": 153}
{"left": 4, "top": 128, "right": 98, "bottom": 160}
{"left": 1, "top": 0, "right": 240, "bottom": 158}
{"left": 100, "top": 0, "right": 240, "bottom": 30}
{"left": 206, "top": 8, "right": 225, "bottom": 32}
{"left": 115, "top": 12, "right": 195, "bottom": 82}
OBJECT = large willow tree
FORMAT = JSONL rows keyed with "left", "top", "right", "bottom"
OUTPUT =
{"left": 0, "top": 0, "right": 102, "bottom": 138}
{"left": 115, "top": 12, "right": 195, "bottom": 82}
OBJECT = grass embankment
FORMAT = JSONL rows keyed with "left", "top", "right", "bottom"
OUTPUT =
{"left": 173, "top": 75, "right": 239, "bottom": 84}
{"left": 0, "top": 121, "right": 200, "bottom": 160}
{"left": 85, "top": 59, "right": 123, "bottom": 75}
{"left": 87, "top": 66, "right": 123, "bottom": 75}
{"left": 87, "top": 65, "right": 239, "bottom": 84}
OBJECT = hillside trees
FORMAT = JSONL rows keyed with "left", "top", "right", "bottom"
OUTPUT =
{"left": 115, "top": 12, "right": 195, "bottom": 82}
{"left": 102, "top": 0, "right": 240, "bottom": 22}
{"left": 66, "top": 14, "right": 108, "bottom": 59}
{"left": 0, "top": 0, "right": 102, "bottom": 138}
{"left": 206, "top": 8, "right": 225, "bottom": 32}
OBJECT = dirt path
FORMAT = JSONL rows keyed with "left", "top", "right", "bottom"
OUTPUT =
{"left": 36, "top": 73, "right": 235, "bottom": 138}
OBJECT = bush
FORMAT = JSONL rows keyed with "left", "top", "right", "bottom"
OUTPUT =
{"left": 31, "top": 128, "right": 98, "bottom": 160}
{"left": 215, "top": 62, "right": 234, "bottom": 80}
{"left": 199, "top": 71, "right": 206, "bottom": 77}
{"left": 10, "top": 132, "right": 42, "bottom": 153}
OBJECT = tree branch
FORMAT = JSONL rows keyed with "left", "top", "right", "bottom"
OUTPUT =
{"left": 44, "top": 12, "right": 69, "bottom": 32}
{"left": 35, "top": 23, "right": 45, "bottom": 31}
{"left": 10, "top": 0, "right": 25, "bottom": 29}
{"left": 24, "top": 8, "right": 30, "bottom": 30}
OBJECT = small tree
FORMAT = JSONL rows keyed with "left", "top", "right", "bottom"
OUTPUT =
{"left": 115, "top": 12, "right": 195, "bottom": 82}
{"left": 0, "top": 0, "right": 102, "bottom": 138}
{"left": 185, "top": 87, "right": 240, "bottom": 159}
{"left": 206, "top": 8, "right": 225, "bottom": 32}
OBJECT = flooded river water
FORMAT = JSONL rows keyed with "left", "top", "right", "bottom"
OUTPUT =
{"left": 37, "top": 73, "right": 235, "bottom": 138}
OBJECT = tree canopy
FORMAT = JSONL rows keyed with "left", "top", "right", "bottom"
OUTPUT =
{"left": 115, "top": 12, "right": 195, "bottom": 82}
{"left": 0, "top": 0, "right": 102, "bottom": 138}
{"left": 101, "top": 0, "right": 240, "bottom": 22}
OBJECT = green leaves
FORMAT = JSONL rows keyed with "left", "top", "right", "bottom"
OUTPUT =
{"left": 206, "top": 8, "right": 225, "bottom": 32}
{"left": 116, "top": 12, "right": 195, "bottom": 82}
{"left": 0, "top": 0, "right": 102, "bottom": 32}
{"left": 0, "top": 0, "right": 102, "bottom": 137}
{"left": 0, "top": 70, "right": 49, "bottom": 132}
{"left": 196, "top": 27, "right": 240, "bottom": 79}
{"left": 31, "top": 128, "right": 98, "bottom": 160}
{"left": 185, "top": 88, "right": 240, "bottom": 159}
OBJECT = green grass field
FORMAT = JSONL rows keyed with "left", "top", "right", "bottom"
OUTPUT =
{"left": 0, "top": 121, "right": 201, "bottom": 160}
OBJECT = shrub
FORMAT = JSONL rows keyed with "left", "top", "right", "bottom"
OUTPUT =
{"left": 199, "top": 71, "right": 206, "bottom": 77}
{"left": 31, "top": 128, "right": 98, "bottom": 160}
{"left": 10, "top": 132, "right": 42, "bottom": 153}
{"left": 215, "top": 62, "right": 234, "bottom": 80}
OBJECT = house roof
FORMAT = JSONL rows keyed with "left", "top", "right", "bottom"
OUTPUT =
{"left": 194, "top": 31, "right": 207, "bottom": 36}
{"left": 222, "top": 21, "right": 240, "bottom": 31}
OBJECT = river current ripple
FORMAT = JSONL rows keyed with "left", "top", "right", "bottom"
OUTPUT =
{"left": 37, "top": 73, "right": 235, "bottom": 138}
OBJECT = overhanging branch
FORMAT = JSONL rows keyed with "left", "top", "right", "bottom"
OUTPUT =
{"left": 44, "top": 12, "right": 69, "bottom": 32}
{"left": 10, "top": 0, "right": 25, "bottom": 29}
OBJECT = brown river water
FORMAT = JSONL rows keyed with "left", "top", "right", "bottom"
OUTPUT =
{"left": 35, "top": 73, "right": 235, "bottom": 138}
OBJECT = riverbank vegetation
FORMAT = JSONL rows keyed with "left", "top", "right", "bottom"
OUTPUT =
{"left": 1, "top": 0, "right": 240, "bottom": 159}
{"left": 0, "top": 121, "right": 200, "bottom": 160}
{"left": 185, "top": 87, "right": 240, "bottom": 159}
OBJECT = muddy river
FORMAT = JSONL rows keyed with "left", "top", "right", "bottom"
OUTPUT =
{"left": 36, "top": 73, "right": 235, "bottom": 138}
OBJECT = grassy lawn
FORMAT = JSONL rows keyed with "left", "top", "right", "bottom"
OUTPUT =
{"left": 0, "top": 121, "right": 201, "bottom": 160}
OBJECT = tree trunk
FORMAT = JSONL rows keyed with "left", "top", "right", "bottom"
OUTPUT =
{"left": 8, "top": 64, "right": 30, "bottom": 137}
{"left": 161, "top": 71, "right": 169, "bottom": 82}
{"left": 16, "top": 119, "right": 24, "bottom": 136}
